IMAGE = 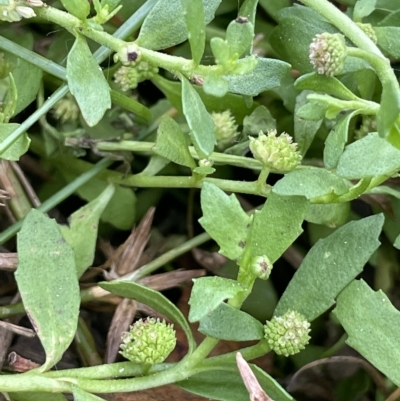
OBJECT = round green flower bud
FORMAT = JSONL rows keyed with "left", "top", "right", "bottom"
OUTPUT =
{"left": 249, "top": 130, "right": 301, "bottom": 172}
{"left": 120, "top": 317, "right": 176, "bottom": 365}
{"left": 136, "top": 60, "right": 159, "bottom": 80}
{"left": 114, "top": 66, "right": 140, "bottom": 91}
{"left": 356, "top": 22, "right": 377, "bottom": 44}
{"left": 250, "top": 255, "right": 273, "bottom": 280}
{"left": 211, "top": 110, "right": 238, "bottom": 150}
{"left": 52, "top": 94, "right": 79, "bottom": 122}
{"left": 309, "top": 33, "right": 347, "bottom": 76}
{"left": 355, "top": 115, "right": 377, "bottom": 139}
{"left": 264, "top": 310, "right": 311, "bottom": 357}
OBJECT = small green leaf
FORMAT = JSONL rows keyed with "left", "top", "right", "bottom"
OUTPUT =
{"left": 60, "top": 185, "right": 115, "bottom": 278}
{"left": 181, "top": 76, "right": 215, "bottom": 157}
{"left": 226, "top": 18, "right": 254, "bottom": 59}
{"left": 67, "top": 35, "right": 111, "bottom": 127}
{"left": 137, "top": 0, "right": 221, "bottom": 50}
{"left": 181, "top": 0, "right": 206, "bottom": 65}
{"left": 294, "top": 92, "right": 323, "bottom": 156}
{"left": 73, "top": 386, "right": 106, "bottom": 401}
{"left": 324, "top": 111, "right": 359, "bottom": 169}
{"left": 203, "top": 74, "right": 229, "bottom": 98}
{"left": 0, "top": 123, "right": 30, "bottom": 160}
{"left": 336, "top": 132, "right": 400, "bottom": 179}
{"left": 177, "top": 364, "right": 294, "bottom": 401}
{"left": 353, "top": 0, "right": 376, "bottom": 21}
{"left": 152, "top": 75, "right": 258, "bottom": 124}
{"left": 188, "top": 276, "right": 244, "bottom": 322}
{"left": 243, "top": 106, "right": 276, "bottom": 136}
{"left": 295, "top": 73, "right": 360, "bottom": 101}
{"left": 305, "top": 202, "right": 350, "bottom": 227}
{"left": 154, "top": 115, "right": 196, "bottom": 168}
{"left": 275, "top": 214, "right": 384, "bottom": 321}
{"left": 210, "top": 37, "right": 230, "bottom": 66}
{"left": 334, "top": 279, "right": 400, "bottom": 386}
{"left": 199, "top": 303, "right": 263, "bottom": 341}
{"left": 99, "top": 281, "right": 196, "bottom": 353}
{"left": 225, "top": 57, "right": 290, "bottom": 96}
{"left": 242, "top": 193, "right": 308, "bottom": 265}
{"left": 199, "top": 182, "right": 251, "bottom": 260}
{"left": 16, "top": 210, "right": 80, "bottom": 372}
{"left": 60, "top": 0, "right": 90, "bottom": 20}
{"left": 378, "top": 80, "right": 400, "bottom": 147}
{"left": 273, "top": 167, "right": 352, "bottom": 200}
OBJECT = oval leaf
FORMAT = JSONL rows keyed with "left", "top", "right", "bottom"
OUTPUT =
{"left": 334, "top": 279, "right": 400, "bottom": 387}
{"left": 275, "top": 214, "right": 384, "bottom": 321}
{"left": 99, "top": 281, "right": 196, "bottom": 353}
{"left": 181, "top": 76, "right": 215, "bottom": 157}
{"left": 0, "top": 123, "right": 30, "bottom": 161}
{"left": 60, "top": 0, "right": 90, "bottom": 20}
{"left": 189, "top": 276, "right": 244, "bottom": 322}
{"left": 67, "top": 35, "right": 111, "bottom": 127}
{"left": 199, "top": 303, "right": 264, "bottom": 341}
{"left": 16, "top": 210, "right": 80, "bottom": 372}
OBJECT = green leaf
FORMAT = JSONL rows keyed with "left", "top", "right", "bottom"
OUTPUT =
{"left": 188, "top": 276, "right": 244, "bottom": 322}
{"left": 181, "top": 76, "right": 215, "bottom": 158}
{"left": 226, "top": 18, "right": 254, "bottom": 59}
{"left": 242, "top": 193, "right": 308, "bottom": 265}
{"left": 199, "top": 302, "right": 263, "bottom": 341}
{"left": 353, "top": 0, "right": 376, "bottom": 21}
{"left": 67, "top": 35, "right": 111, "bottom": 127}
{"left": 273, "top": 167, "right": 352, "bottom": 200}
{"left": 375, "top": 27, "right": 400, "bottom": 58}
{"left": 336, "top": 132, "right": 400, "bottom": 179}
{"left": 0, "top": 123, "right": 30, "bottom": 160}
{"left": 73, "top": 386, "right": 106, "bottom": 401}
{"left": 334, "top": 279, "right": 400, "bottom": 386}
{"left": 16, "top": 210, "right": 80, "bottom": 372}
{"left": 295, "top": 73, "right": 360, "bottom": 101}
{"left": 378, "top": 80, "right": 400, "bottom": 147}
{"left": 137, "top": 0, "right": 221, "bottom": 50}
{"left": 60, "top": 0, "right": 90, "bottom": 20}
{"left": 99, "top": 281, "right": 196, "bottom": 353}
{"left": 275, "top": 214, "right": 384, "bottom": 321}
{"left": 259, "top": 0, "right": 291, "bottom": 20}
{"left": 61, "top": 170, "right": 136, "bottom": 230}
{"left": 181, "top": 0, "right": 205, "bottom": 65}
{"left": 152, "top": 75, "right": 258, "bottom": 124}
{"left": 199, "top": 182, "right": 251, "bottom": 260}
{"left": 224, "top": 57, "right": 291, "bottom": 96}
{"left": 305, "top": 202, "right": 350, "bottom": 227}
{"left": 60, "top": 185, "right": 115, "bottom": 278}
{"left": 177, "top": 365, "right": 294, "bottom": 401}
{"left": 395, "top": 233, "right": 400, "bottom": 249}
{"left": 294, "top": 92, "right": 323, "bottom": 156}
{"left": 154, "top": 115, "right": 196, "bottom": 168}
{"left": 203, "top": 74, "right": 229, "bottom": 98}
{"left": 243, "top": 106, "right": 276, "bottom": 136}
{"left": 1, "top": 31, "right": 42, "bottom": 116}
{"left": 324, "top": 111, "right": 359, "bottom": 169}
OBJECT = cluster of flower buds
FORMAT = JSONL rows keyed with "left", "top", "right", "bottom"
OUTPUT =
{"left": 356, "top": 22, "right": 377, "bottom": 44}
{"left": 249, "top": 130, "right": 302, "bottom": 172}
{"left": 211, "top": 110, "right": 239, "bottom": 150}
{"left": 354, "top": 115, "right": 377, "bottom": 139}
{"left": 250, "top": 255, "right": 273, "bottom": 280}
{"left": 52, "top": 93, "right": 79, "bottom": 123}
{"left": 0, "top": 0, "right": 44, "bottom": 23}
{"left": 120, "top": 317, "right": 176, "bottom": 365}
{"left": 114, "top": 61, "right": 159, "bottom": 92}
{"left": 309, "top": 32, "right": 347, "bottom": 76}
{"left": 264, "top": 310, "right": 311, "bottom": 357}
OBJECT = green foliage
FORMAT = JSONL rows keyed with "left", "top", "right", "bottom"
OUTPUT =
{"left": 2, "top": 0, "right": 400, "bottom": 398}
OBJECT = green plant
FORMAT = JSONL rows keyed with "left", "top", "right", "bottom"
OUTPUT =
{"left": 1, "top": 0, "right": 400, "bottom": 400}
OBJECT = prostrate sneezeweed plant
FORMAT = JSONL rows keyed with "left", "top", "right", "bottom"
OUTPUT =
{"left": 1, "top": 0, "right": 400, "bottom": 400}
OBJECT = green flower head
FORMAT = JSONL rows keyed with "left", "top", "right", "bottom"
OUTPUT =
{"left": 264, "top": 310, "right": 311, "bottom": 357}
{"left": 250, "top": 255, "right": 273, "bottom": 280}
{"left": 309, "top": 32, "right": 347, "bottom": 76}
{"left": 120, "top": 317, "right": 176, "bottom": 365}
{"left": 356, "top": 23, "right": 377, "bottom": 44}
{"left": 249, "top": 130, "right": 301, "bottom": 172}
{"left": 211, "top": 110, "right": 239, "bottom": 150}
